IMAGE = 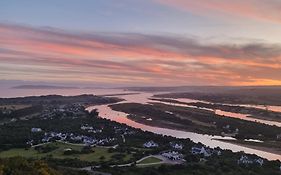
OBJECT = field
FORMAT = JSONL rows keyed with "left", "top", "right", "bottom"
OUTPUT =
{"left": 0, "top": 142, "right": 132, "bottom": 162}
{"left": 0, "top": 104, "right": 31, "bottom": 110}
{"left": 138, "top": 157, "right": 162, "bottom": 164}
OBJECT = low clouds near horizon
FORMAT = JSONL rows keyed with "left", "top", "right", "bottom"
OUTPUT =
{"left": 1, "top": 23, "right": 281, "bottom": 86}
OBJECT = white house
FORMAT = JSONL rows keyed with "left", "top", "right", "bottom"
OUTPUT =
{"left": 255, "top": 158, "right": 264, "bottom": 166}
{"left": 170, "top": 142, "right": 183, "bottom": 150}
{"left": 81, "top": 125, "right": 94, "bottom": 130}
{"left": 238, "top": 155, "right": 264, "bottom": 166}
{"left": 31, "top": 128, "right": 42, "bottom": 133}
{"left": 143, "top": 141, "right": 159, "bottom": 148}
{"left": 26, "top": 140, "right": 34, "bottom": 146}
{"left": 191, "top": 146, "right": 211, "bottom": 157}
{"left": 276, "top": 134, "right": 281, "bottom": 140}
{"left": 162, "top": 151, "right": 184, "bottom": 161}
{"left": 238, "top": 155, "right": 253, "bottom": 165}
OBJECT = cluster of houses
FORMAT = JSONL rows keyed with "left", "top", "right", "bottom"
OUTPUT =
{"left": 41, "top": 104, "right": 85, "bottom": 119}
{"left": 142, "top": 141, "right": 185, "bottom": 161}
{"left": 162, "top": 151, "right": 184, "bottom": 161}
{"left": 238, "top": 155, "right": 264, "bottom": 166}
{"left": 81, "top": 125, "right": 102, "bottom": 133}
{"left": 27, "top": 129, "right": 117, "bottom": 147}
{"left": 191, "top": 146, "right": 221, "bottom": 157}
{"left": 45, "top": 132, "right": 115, "bottom": 146}
{"left": 143, "top": 141, "right": 184, "bottom": 150}
{"left": 41, "top": 132, "right": 67, "bottom": 142}
{"left": 28, "top": 122, "right": 137, "bottom": 148}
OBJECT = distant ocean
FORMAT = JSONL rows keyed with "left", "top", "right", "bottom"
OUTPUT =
{"left": 0, "top": 87, "right": 125, "bottom": 98}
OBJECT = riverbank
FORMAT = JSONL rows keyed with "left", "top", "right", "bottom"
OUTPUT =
{"left": 154, "top": 90, "right": 281, "bottom": 106}
{"left": 215, "top": 139, "right": 281, "bottom": 155}
{"left": 110, "top": 102, "right": 281, "bottom": 142}
{"left": 151, "top": 98, "right": 281, "bottom": 123}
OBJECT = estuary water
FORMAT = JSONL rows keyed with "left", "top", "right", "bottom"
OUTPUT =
{"left": 87, "top": 92, "right": 281, "bottom": 160}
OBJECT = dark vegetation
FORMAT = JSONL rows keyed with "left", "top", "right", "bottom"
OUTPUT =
{"left": 99, "top": 160, "right": 281, "bottom": 175}
{"left": 154, "top": 89, "right": 281, "bottom": 106}
{"left": 110, "top": 103, "right": 281, "bottom": 141}
{"left": 0, "top": 157, "right": 89, "bottom": 175}
{"left": 0, "top": 105, "right": 43, "bottom": 121}
{"left": 0, "top": 94, "right": 121, "bottom": 105}
{"left": 152, "top": 98, "right": 281, "bottom": 122}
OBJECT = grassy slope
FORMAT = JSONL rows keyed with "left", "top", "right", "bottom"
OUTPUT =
{"left": 138, "top": 157, "right": 162, "bottom": 164}
{"left": 0, "top": 142, "right": 132, "bottom": 162}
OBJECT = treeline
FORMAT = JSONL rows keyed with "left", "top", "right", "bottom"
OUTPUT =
{"left": 0, "top": 94, "right": 121, "bottom": 105}
{"left": 99, "top": 159, "right": 281, "bottom": 175}
{"left": 154, "top": 91, "right": 281, "bottom": 106}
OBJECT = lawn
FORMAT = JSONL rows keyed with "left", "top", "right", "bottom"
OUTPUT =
{"left": 137, "top": 157, "right": 162, "bottom": 164}
{"left": 0, "top": 104, "right": 31, "bottom": 110}
{"left": 0, "top": 142, "right": 132, "bottom": 162}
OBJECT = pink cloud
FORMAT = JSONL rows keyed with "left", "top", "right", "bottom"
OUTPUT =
{"left": 1, "top": 23, "right": 281, "bottom": 86}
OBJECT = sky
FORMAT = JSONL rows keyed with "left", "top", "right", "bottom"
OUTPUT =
{"left": 1, "top": 0, "right": 281, "bottom": 87}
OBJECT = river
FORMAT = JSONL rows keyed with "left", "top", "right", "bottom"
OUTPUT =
{"left": 152, "top": 98, "right": 281, "bottom": 127}
{"left": 86, "top": 92, "right": 281, "bottom": 161}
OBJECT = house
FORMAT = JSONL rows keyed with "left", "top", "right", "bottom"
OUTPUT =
{"left": 71, "top": 135, "right": 83, "bottom": 141}
{"left": 162, "top": 151, "right": 184, "bottom": 161}
{"left": 83, "top": 137, "right": 97, "bottom": 146}
{"left": 88, "top": 129, "right": 102, "bottom": 133}
{"left": 276, "top": 134, "right": 281, "bottom": 140}
{"left": 143, "top": 141, "right": 159, "bottom": 148}
{"left": 199, "top": 158, "right": 207, "bottom": 163}
{"left": 42, "top": 136, "right": 50, "bottom": 142}
{"left": 214, "top": 150, "right": 222, "bottom": 156}
{"left": 81, "top": 125, "right": 94, "bottom": 130}
{"left": 223, "top": 125, "right": 230, "bottom": 130}
{"left": 238, "top": 155, "right": 264, "bottom": 166}
{"left": 238, "top": 155, "right": 253, "bottom": 165}
{"left": 170, "top": 142, "right": 183, "bottom": 150}
{"left": 255, "top": 158, "right": 264, "bottom": 166}
{"left": 191, "top": 146, "right": 211, "bottom": 157}
{"left": 31, "top": 128, "right": 42, "bottom": 133}
{"left": 97, "top": 138, "right": 116, "bottom": 146}
{"left": 26, "top": 140, "right": 34, "bottom": 146}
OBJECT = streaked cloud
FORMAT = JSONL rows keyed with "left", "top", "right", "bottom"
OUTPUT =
{"left": 156, "top": 0, "right": 281, "bottom": 24}
{"left": 0, "top": 23, "right": 281, "bottom": 86}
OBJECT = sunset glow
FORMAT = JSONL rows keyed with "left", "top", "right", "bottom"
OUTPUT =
{"left": 1, "top": 0, "right": 281, "bottom": 86}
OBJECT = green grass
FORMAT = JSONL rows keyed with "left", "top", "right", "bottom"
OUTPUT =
{"left": 137, "top": 157, "right": 162, "bottom": 164}
{"left": 0, "top": 104, "right": 31, "bottom": 110}
{"left": 0, "top": 142, "right": 132, "bottom": 162}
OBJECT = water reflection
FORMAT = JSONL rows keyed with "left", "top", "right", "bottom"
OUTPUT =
{"left": 87, "top": 92, "right": 281, "bottom": 160}
{"left": 158, "top": 98, "right": 281, "bottom": 127}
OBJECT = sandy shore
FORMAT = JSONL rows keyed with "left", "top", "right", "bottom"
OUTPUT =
{"left": 215, "top": 139, "right": 281, "bottom": 156}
